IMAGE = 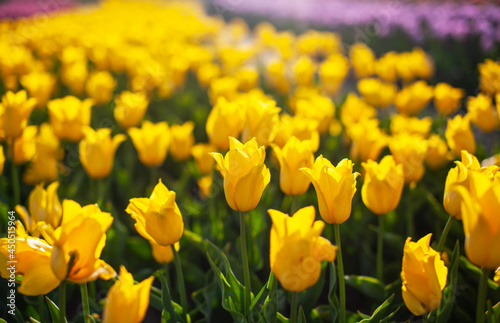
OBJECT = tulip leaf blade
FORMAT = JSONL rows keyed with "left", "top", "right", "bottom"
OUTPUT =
{"left": 486, "top": 301, "right": 500, "bottom": 323}
{"left": 298, "top": 306, "right": 307, "bottom": 323}
{"left": 437, "top": 241, "right": 460, "bottom": 322}
{"left": 158, "top": 271, "right": 181, "bottom": 323}
{"left": 44, "top": 296, "right": 67, "bottom": 323}
{"left": 258, "top": 272, "right": 278, "bottom": 323}
{"left": 328, "top": 262, "right": 339, "bottom": 323}
{"left": 345, "top": 275, "right": 385, "bottom": 301}
{"left": 359, "top": 294, "right": 395, "bottom": 323}
{"left": 459, "top": 256, "right": 498, "bottom": 290}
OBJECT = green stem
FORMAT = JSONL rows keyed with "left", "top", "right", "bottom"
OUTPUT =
{"left": 290, "top": 195, "right": 296, "bottom": 215}
{"left": 334, "top": 224, "right": 346, "bottom": 323}
{"left": 436, "top": 216, "right": 454, "bottom": 252}
{"left": 240, "top": 211, "right": 252, "bottom": 316}
{"left": 476, "top": 268, "right": 490, "bottom": 323}
{"left": 96, "top": 179, "right": 105, "bottom": 208}
{"left": 10, "top": 141, "right": 20, "bottom": 207}
{"left": 171, "top": 244, "right": 188, "bottom": 319}
{"left": 59, "top": 281, "right": 67, "bottom": 323}
{"left": 406, "top": 187, "right": 414, "bottom": 238}
{"left": 377, "top": 215, "right": 384, "bottom": 282}
{"left": 290, "top": 292, "right": 298, "bottom": 323}
{"left": 80, "top": 283, "right": 90, "bottom": 323}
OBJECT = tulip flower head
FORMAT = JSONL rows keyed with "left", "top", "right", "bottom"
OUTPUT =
{"left": 114, "top": 91, "right": 149, "bottom": 129}
{"left": 206, "top": 97, "right": 246, "bottom": 150}
{"left": 0, "top": 90, "right": 37, "bottom": 139}
{"left": 401, "top": 234, "right": 448, "bottom": 316}
{"left": 300, "top": 156, "right": 359, "bottom": 224}
{"left": 126, "top": 179, "right": 184, "bottom": 246}
{"left": 170, "top": 121, "right": 195, "bottom": 161}
{"left": 425, "top": 134, "right": 451, "bottom": 171}
{"left": 445, "top": 114, "right": 476, "bottom": 156}
{"left": 128, "top": 121, "right": 170, "bottom": 167}
{"left": 211, "top": 137, "right": 271, "bottom": 212}
{"left": 389, "top": 133, "right": 428, "bottom": 184}
{"left": 192, "top": 143, "right": 217, "bottom": 174}
{"left": 151, "top": 241, "right": 180, "bottom": 264}
{"left": 48, "top": 96, "right": 93, "bottom": 142}
{"left": 269, "top": 206, "right": 337, "bottom": 292}
{"left": 241, "top": 98, "right": 281, "bottom": 147}
{"left": 433, "top": 83, "right": 464, "bottom": 116}
{"left": 467, "top": 94, "right": 499, "bottom": 133}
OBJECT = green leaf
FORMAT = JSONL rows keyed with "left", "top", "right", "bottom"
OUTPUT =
{"left": 45, "top": 296, "right": 67, "bottom": 323}
{"left": 158, "top": 271, "right": 180, "bottom": 323}
{"left": 259, "top": 272, "right": 278, "bottom": 323}
{"left": 0, "top": 319, "right": 7, "bottom": 323}
{"left": 29, "top": 318, "right": 42, "bottom": 323}
{"left": 345, "top": 275, "right": 385, "bottom": 301}
{"left": 486, "top": 301, "right": 500, "bottom": 323}
{"left": 328, "top": 263, "right": 338, "bottom": 323}
{"left": 437, "top": 241, "right": 460, "bottom": 322}
{"left": 298, "top": 306, "right": 307, "bottom": 323}
{"left": 460, "top": 256, "right": 498, "bottom": 290}
{"left": 359, "top": 294, "right": 395, "bottom": 323}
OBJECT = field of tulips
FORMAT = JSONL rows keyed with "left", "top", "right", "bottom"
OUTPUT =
{"left": 1, "top": 0, "right": 500, "bottom": 322}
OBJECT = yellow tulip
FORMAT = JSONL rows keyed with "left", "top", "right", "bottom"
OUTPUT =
{"left": 456, "top": 171, "right": 500, "bottom": 269}
{"left": 467, "top": 94, "right": 499, "bottom": 133}
{"left": 375, "top": 51, "right": 399, "bottom": 83}
{"left": 433, "top": 83, "right": 464, "bottom": 116}
{"left": 126, "top": 179, "right": 184, "bottom": 246}
{"left": 114, "top": 91, "right": 149, "bottom": 129}
{"left": 349, "top": 43, "right": 375, "bottom": 78}
{"left": 192, "top": 143, "right": 217, "bottom": 174}
{"left": 319, "top": 54, "right": 349, "bottom": 95}
{"left": 340, "top": 93, "right": 377, "bottom": 128}
{"left": 13, "top": 125, "right": 37, "bottom": 165}
{"left": 395, "top": 81, "right": 433, "bottom": 116}
{"left": 293, "top": 56, "right": 316, "bottom": 86}
{"left": 300, "top": 156, "right": 359, "bottom": 224}
{"left": 206, "top": 97, "right": 246, "bottom": 150}
{"left": 268, "top": 206, "right": 337, "bottom": 292}
{"left": 361, "top": 155, "right": 404, "bottom": 215}
{"left": 235, "top": 67, "right": 259, "bottom": 91}
{"left": 208, "top": 76, "right": 239, "bottom": 103}
{"left": 0, "top": 146, "right": 4, "bottom": 175}
{"left": 102, "top": 266, "right": 154, "bottom": 323}
{"left": 271, "top": 136, "right": 314, "bottom": 196}
{"left": 445, "top": 114, "right": 476, "bottom": 156}
{"left": 170, "top": 121, "right": 195, "bottom": 161}
{"left": 15, "top": 181, "right": 62, "bottom": 233}
{"left": 129, "top": 121, "right": 170, "bottom": 167}
{"left": 390, "top": 115, "right": 432, "bottom": 138}
{"left": 357, "top": 78, "right": 397, "bottom": 108}
{"left": 479, "top": 59, "right": 500, "bottom": 95}
{"left": 79, "top": 128, "right": 126, "bottom": 179}
{"left": 61, "top": 61, "right": 88, "bottom": 96}
{"left": 443, "top": 150, "right": 480, "bottom": 220}
{"left": 51, "top": 200, "right": 115, "bottom": 283}
{"left": 425, "top": 134, "right": 451, "bottom": 171}
{"left": 0, "top": 90, "right": 37, "bottom": 139}
{"left": 211, "top": 137, "right": 271, "bottom": 212}
{"left": 197, "top": 175, "right": 213, "bottom": 198}
{"left": 401, "top": 234, "right": 448, "bottom": 316}
{"left": 48, "top": 96, "right": 93, "bottom": 142}
{"left": 347, "top": 119, "right": 387, "bottom": 163}
{"left": 273, "top": 114, "right": 320, "bottom": 152}
{"left": 85, "top": 71, "right": 116, "bottom": 105}
{"left": 20, "top": 72, "right": 56, "bottom": 109}
{"left": 294, "top": 94, "right": 335, "bottom": 134}
{"left": 151, "top": 241, "right": 180, "bottom": 264}
{"left": 241, "top": 98, "right": 281, "bottom": 147}
{"left": 197, "top": 63, "right": 221, "bottom": 88}
{"left": 397, "top": 48, "right": 434, "bottom": 82}
{"left": 389, "top": 133, "right": 428, "bottom": 184}
{"left": 265, "top": 60, "right": 290, "bottom": 94}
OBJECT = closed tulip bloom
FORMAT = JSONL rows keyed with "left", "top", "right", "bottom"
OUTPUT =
{"left": 443, "top": 151, "right": 480, "bottom": 220}
{"left": 319, "top": 54, "right": 349, "bottom": 95}
{"left": 206, "top": 97, "right": 246, "bottom": 150}
{"left": 294, "top": 94, "right": 335, "bottom": 134}
{"left": 61, "top": 61, "right": 88, "bottom": 96}
{"left": 170, "top": 121, "right": 195, "bottom": 161}
{"left": 479, "top": 59, "right": 500, "bottom": 95}
{"left": 13, "top": 125, "right": 37, "bottom": 165}
{"left": 347, "top": 119, "right": 388, "bottom": 163}
{"left": 79, "top": 128, "right": 126, "bottom": 179}
{"left": 48, "top": 96, "right": 92, "bottom": 142}
{"left": 15, "top": 181, "right": 62, "bottom": 233}
{"left": 197, "top": 175, "right": 213, "bottom": 198}
{"left": 456, "top": 171, "right": 500, "bottom": 269}
{"left": 273, "top": 114, "right": 320, "bottom": 152}
{"left": 349, "top": 43, "right": 375, "bottom": 78}
{"left": 51, "top": 200, "right": 116, "bottom": 283}
{"left": 102, "top": 266, "right": 154, "bottom": 323}
{"left": 357, "top": 78, "right": 397, "bottom": 108}
{"left": 433, "top": 83, "right": 464, "bottom": 116}
{"left": 241, "top": 98, "right": 281, "bottom": 147}
{"left": 126, "top": 179, "right": 184, "bottom": 246}
{"left": 425, "top": 134, "right": 452, "bottom": 171}
{"left": 20, "top": 72, "right": 56, "bottom": 109}
{"left": 389, "top": 133, "right": 428, "bottom": 184}
{"left": 272, "top": 136, "right": 314, "bottom": 196}
{"left": 85, "top": 71, "right": 116, "bottom": 105}
{"left": 293, "top": 56, "right": 316, "bottom": 86}
{"left": 401, "top": 234, "right": 448, "bottom": 316}
{"left": 0, "top": 90, "right": 37, "bottom": 139}
{"left": 151, "top": 241, "right": 179, "bottom": 264}
{"left": 114, "top": 91, "right": 149, "bottom": 129}
{"left": 129, "top": 121, "right": 170, "bottom": 167}
{"left": 300, "top": 156, "right": 359, "bottom": 224}
{"left": 390, "top": 115, "right": 432, "bottom": 138}
{"left": 375, "top": 51, "right": 399, "bottom": 82}
{"left": 467, "top": 94, "right": 499, "bottom": 133}
{"left": 0, "top": 146, "right": 4, "bottom": 175}
{"left": 445, "top": 114, "right": 476, "bottom": 156}
{"left": 395, "top": 81, "right": 433, "bottom": 116}
{"left": 269, "top": 206, "right": 337, "bottom": 292}
{"left": 192, "top": 143, "right": 217, "bottom": 174}
{"left": 211, "top": 137, "right": 271, "bottom": 212}
{"left": 361, "top": 155, "right": 404, "bottom": 215}
{"left": 340, "top": 93, "right": 377, "bottom": 128}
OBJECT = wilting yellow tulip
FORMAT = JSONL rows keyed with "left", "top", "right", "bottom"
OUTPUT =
{"left": 271, "top": 136, "right": 314, "bottom": 196}
{"left": 390, "top": 115, "right": 432, "bottom": 138}
{"left": 0, "top": 90, "right": 37, "bottom": 139}
{"left": 0, "top": 146, "right": 4, "bottom": 175}
{"left": 241, "top": 98, "right": 281, "bottom": 147}
{"left": 211, "top": 137, "right": 271, "bottom": 212}
{"left": 170, "top": 121, "right": 195, "bottom": 161}
{"left": 102, "top": 266, "right": 154, "bottom": 323}
{"left": 425, "top": 134, "right": 451, "bottom": 171}
{"left": 443, "top": 150, "right": 480, "bottom": 219}
{"left": 445, "top": 114, "right": 476, "bottom": 156}
{"left": 206, "top": 97, "right": 246, "bottom": 150}
{"left": 20, "top": 72, "right": 56, "bottom": 109}
{"left": 126, "top": 179, "right": 184, "bottom": 246}
{"left": 268, "top": 206, "right": 337, "bottom": 292}
{"left": 79, "top": 128, "right": 126, "bottom": 179}
{"left": 15, "top": 181, "right": 62, "bottom": 233}
{"left": 389, "top": 133, "right": 428, "bottom": 184}
{"left": 51, "top": 200, "right": 116, "bottom": 283}
{"left": 114, "top": 91, "right": 149, "bottom": 129}
{"left": 456, "top": 171, "right": 500, "bottom": 269}
{"left": 300, "top": 156, "right": 359, "bottom": 224}
{"left": 85, "top": 71, "right": 116, "bottom": 105}
{"left": 192, "top": 143, "right": 217, "bottom": 174}
{"left": 129, "top": 121, "right": 170, "bottom": 167}
{"left": 361, "top": 155, "right": 404, "bottom": 215}
{"left": 48, "top": 96, "right": 93, "bottom": 142}
{"left": 357, "top": 78, "right": 397, "bottom": 108}
{"left": 13, "top": 126, "right": 37, "bottom": 165}
{"left": 467, "top": 94, "right": 499, "bottom": 133}
{"left": 433, "top": 83, "right": 464, "bottom": 116}
{"left": 395, "top": 81, "right": 433, "bottom": 116}
{"left": 151, "top": 241, "right": 180, "bottom": 264}
{"left": 349, "top": 43, "right": 375, "bottom": 78}
{"left": 401, "top": 234, "right": 448, "bottom": 316}
{"left": 347, "top": 119, "right": 387, "bottom": 163}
